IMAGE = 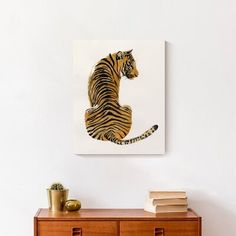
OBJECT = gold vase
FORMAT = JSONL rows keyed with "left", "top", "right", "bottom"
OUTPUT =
{"left": 47, "top": 189, "right": 69, "bottom": 211}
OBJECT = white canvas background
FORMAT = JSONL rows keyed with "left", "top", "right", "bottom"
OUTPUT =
{"left": 74, "top": 40, "right": 165, "bottom": 154}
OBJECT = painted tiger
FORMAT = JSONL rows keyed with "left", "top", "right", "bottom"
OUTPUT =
{"left": 85, "top": 49, "right": 158, "bottom": 145}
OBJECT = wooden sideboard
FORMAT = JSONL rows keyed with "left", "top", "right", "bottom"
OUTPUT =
{"left": 34, "top": 208, "right": 201, "bottom": 236}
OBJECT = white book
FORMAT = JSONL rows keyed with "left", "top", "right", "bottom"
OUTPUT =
{"left": 149, "top": 190, "right": 187, "bottom": 199}
{"left": 144, "top": 200, "right": 188, "bottom": 213}
{"left": 147, "top": 197, "right": 188, "bottom": 206}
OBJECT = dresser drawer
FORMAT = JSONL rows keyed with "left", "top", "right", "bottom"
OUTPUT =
{"left": 38, "top": 221, "right": 117, "bottom": 236}
{"left": 120, "top": 220, "right": 199, "bottom": 236}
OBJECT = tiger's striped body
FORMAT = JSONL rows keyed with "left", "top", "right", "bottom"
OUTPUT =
{"left": 85, "top": 50, "right": 158, "bottom": 145}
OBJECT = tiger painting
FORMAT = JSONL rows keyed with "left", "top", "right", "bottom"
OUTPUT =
{"left": 85, "top": 49, "right": 158, "bottom": 145}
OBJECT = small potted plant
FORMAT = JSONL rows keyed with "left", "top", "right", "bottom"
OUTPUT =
{"left": 47, "top": 183, "right": 69, "bottom": 211}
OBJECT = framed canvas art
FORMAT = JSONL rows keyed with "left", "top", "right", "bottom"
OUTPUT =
{"left": 74, "top": 40, "right": 165, "bottom": 154}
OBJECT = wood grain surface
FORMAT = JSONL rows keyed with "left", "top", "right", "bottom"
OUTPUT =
{"left": 36, "top": 208, "right": 200, "bottom": 221}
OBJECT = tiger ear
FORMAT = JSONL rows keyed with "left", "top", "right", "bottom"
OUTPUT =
{"left": 116, "top": 51, "right": 123, "bottom": 60}
{"left": 125, "top": 49, "right": 133, "bottom": 55}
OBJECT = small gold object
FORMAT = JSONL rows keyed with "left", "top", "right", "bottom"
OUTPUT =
{"left": 65, "top": 199, "right": 81, "bottom": 211}
{"left": 47, "top": 189, "right": 69, "bottom": 211}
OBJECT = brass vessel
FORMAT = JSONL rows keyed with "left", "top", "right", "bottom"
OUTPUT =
{"left": 47, "top": 189, "right": 69, "bottom": 211}
{"left": 65, "top": 199, "right": 81, "bottom": 211}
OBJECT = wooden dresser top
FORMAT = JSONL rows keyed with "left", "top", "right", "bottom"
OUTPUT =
{"left": 35, "top": 208, "right": 200, "bottom": 221}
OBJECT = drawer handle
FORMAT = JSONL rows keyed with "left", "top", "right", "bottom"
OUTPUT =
{"left": 72, "top": 227, "right": 82, "bottom": 236}
{"left": 155, "top": 228, "right": 164, "bottom": 236}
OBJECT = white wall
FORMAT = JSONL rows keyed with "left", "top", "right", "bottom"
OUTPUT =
{"left": 0, "top": 0, "right": 235, "bottom": 235}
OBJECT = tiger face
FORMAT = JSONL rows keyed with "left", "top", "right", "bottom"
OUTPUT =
{"left": 117, "top": 50, "right": 139, "bottom": 79}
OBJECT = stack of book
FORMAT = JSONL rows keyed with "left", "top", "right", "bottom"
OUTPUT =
{"left": 144, "top": 190, "right": 188, "bottom": 213}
